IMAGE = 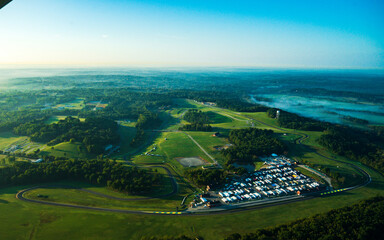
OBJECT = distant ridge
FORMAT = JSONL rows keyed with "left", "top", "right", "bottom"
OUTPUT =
{"left": 0, "top": 0, "right": 12, "bottom": 10}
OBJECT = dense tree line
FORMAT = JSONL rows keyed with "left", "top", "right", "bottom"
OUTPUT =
{"left": 0, "top": 159, "right": 160, "bottom": 193}
{"left": 183, "top": 109, "right": 210, "bottom": 124}
{"left": 143, "top": 197, "right": 384, "bottom": 240}
{"left": 215, "top": 99, "right": 270, "bottom": 112}
{"left": 222, "top": 128, "right": 286, "bottom": 163}
{"left": 184, "top": 168, "right": 227, "bottom": 187}
{"left": 0, "top": 109, "right": 52, "bottom": 131}
{"left": 371, "top": 125, "right": 384, "bottom": 139}
{"left": 141, "top": 236, "right": 196, "bottom": 240}
{"left": 318, "top": 126, "right": 384, "bottom": 173}
{"left": 179, "top": 109, "right": 212, "bottom": 131}
{"left": 135, "top": 112, "right": 162, "bottom": 130}
{"left": 179, "top": 123, "right": 212, "bottom": 131}
{"left": 14, "top": 117, "right": 119, "bottom": 154}
{"left": 130, "top": 129, "right": 146, "bottom": 147}
{"left": 130, "top": 112, "right": 162, "bottom": 147}
{"left": 342, "top": 115, "right": 369, "bottom": 125}
{"left": 0, "top": 88, "right": 248, "bottom": 133}
{"left": 267, "top": 108, "right": 329, "bottom": 131}
{"left": 225, "top": 196, "right": 384, "bottom": 240}
{"left": 80, "top": 89, "right": 173, "bottom": 120}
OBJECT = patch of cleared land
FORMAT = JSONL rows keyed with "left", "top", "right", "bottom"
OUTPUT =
{"left": 40, "top": 142, "right": 92, "bottom": 159}
{"left": 1, "top": 98, "right": 383, "bottom": 240}
{"left": 0, "top": 132, "right": 43, "bottom": 154}
{"left": 177, "top": 157, "right": 204, "bottom": 167}
{"left": 53, "top": 98, "right": 85, "bottom": 110}
{"left": 45, "top": 115, "right": 85, "bottom": 124}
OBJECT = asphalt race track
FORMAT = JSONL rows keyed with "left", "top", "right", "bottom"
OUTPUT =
{"left": 15, "top": 111, "right": 372, "bottom": 216}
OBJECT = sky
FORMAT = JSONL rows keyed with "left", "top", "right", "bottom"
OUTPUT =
{"left": 0, "top": 0, "right": 383, "bottom": 68}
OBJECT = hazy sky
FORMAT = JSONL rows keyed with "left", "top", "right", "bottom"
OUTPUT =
{"left": 1, "top": 0, "right": 383, "bottom": 68}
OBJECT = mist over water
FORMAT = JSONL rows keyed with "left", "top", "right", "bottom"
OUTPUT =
{"left": 0, "top": 67, "right": 383, "bottom": 126}
{"left": 251, "top": 94, "right": 384, "bottom": 125}
{"left": 248, "top": 70, "right": 384, "bottom": 126}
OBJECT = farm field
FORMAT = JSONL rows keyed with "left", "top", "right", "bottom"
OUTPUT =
{"left": 53, "top": 98, "right": 85, "bottom": 110}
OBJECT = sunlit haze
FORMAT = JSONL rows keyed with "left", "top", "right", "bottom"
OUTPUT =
{"left": 1, "top": 0, "right": 383, "bottom": 68}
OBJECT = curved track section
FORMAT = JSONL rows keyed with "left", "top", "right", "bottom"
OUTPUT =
{"left": 16, "top": 110, "right": 372, "bottom": 215}
{"left": 247, "top": 116, "right": 372, "bottom": 190}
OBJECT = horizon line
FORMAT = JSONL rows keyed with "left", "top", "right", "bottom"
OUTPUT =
{"left": 1, "top": 64, "right": 383, "bottom": 71}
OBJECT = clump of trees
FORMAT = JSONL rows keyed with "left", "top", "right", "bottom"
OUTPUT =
{"left": 216, "top": 99, "right": 270, "bottom": 112}
{"left": 222, "top": 128, "right": 286, "bottom": 163}
{"left": 179, "top": 109, "right": 212, "bottom": 131}
{"left": 318, "top": 126, "right": 384, "bottom": 173}
{"left": 371, "top": 125, "right": 384, "bottom": 139}
{"left": 135, "top": 112, "right": 162, "bottom": 130}
{"left": 225, "top": 196, "right": 384, "bottom": 240}
{"left": 267, "top": 108, "right": 329, "bottom": 131}
{"left": 13, "top": 117, "right": 119, "bottom": 154}
{"left": 130, "top": 112, "right": 162, "bottom": 147}
{"left": 0, "top": 109, "right": 52, "bottom": 132}
{"left": 184, "top": 168, "right": 227, "bottom": 187}
{"left": 139, "top": 197, "right": 384, "bottom": 240}
{"left": 0, "top": 159, "right": 160, "bottom": 194}
{"left": 342, "top": 115, "right": 369, "bottom": 125}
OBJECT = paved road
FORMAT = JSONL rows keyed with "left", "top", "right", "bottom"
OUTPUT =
{"left": 199, "top": 102, "right": 371, "bottom": 191}
{"left": 151, "top": 129, "right": 220, "bottom": 167}
{"left": 239, "top": 112, "right": 372, "bottom": 190}
{"left": 216, "top": 111, "right": 247, "bottom": 122}
{"left": 15, "top": 106, "right": 372, "bottom": 215}
{"left": 183, "top": 132, "right": 221, "bottom": 167}
{"left": 298, "top": 164, "right": 333, "bottom": 189}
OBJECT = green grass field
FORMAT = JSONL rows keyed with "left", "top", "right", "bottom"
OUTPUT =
{"left": 0, "top": 131, "right": 27, "bottom": 150}
{"left": 22, "top": 167, "right": 181, "bottom": 212}
{"left": 295, "top": 166, "right": 326, "bottom": 184}
{"left": 53, "top": 98, "right": 85, "bottom": 110}
{"left": 186, "top": 131, "right": 228, "bottom": 165}
{"left": 0, "top": 131, "right": 44, "bottom": 154}
{"left": 1, "top": 165, "right": 383, "bottom": 240}
{"left": 133, "top": 132, "right": 211, "bottom": 173}
{"left": 45, "top": 115, "right": 86, "bottom": 124}
{"left": 40, "top": 142, "right": 92, "bottom": 159}
{"left": 1, "top": 99, "right": 384, "bottom": 239}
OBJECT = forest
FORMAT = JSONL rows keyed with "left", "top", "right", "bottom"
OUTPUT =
{"left": 179, "top": 109, "right": 212, "bottom": 131}
{"left": 144, "top": 196, "right": 384, "bottom": 240}
{"left": 0, "top": 159, "right": 160, "bottom": 194}
{"left": 13, "top": 116, "right": 119, "bottom": 154}
{"left": 224, "top": 196, "right": 384, "bottom": 240}
{"left": 184, "top": 168, "right": 227, "bottom": 187}
{"left": 215, "top": 99, "right": 270, "bottom": 112}
{"left": 222, "top": 128, "right": 286, "bottom": 164}
{"left": 318, "top": 126, "right": 384, "bottom": 173}
{"left": 130, "top": 112, "right": 162, "bottom": 147}
{"left": 267, "top": 108, "right": 329, "bottom": 131}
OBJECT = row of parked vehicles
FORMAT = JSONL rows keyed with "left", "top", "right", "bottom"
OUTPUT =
{"left": 218, "top": 165, "right": 323, "bottom": 204}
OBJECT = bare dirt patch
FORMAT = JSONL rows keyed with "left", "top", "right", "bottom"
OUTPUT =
{"left": 177, "top": 157, "right": 204, "bottom": 167}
